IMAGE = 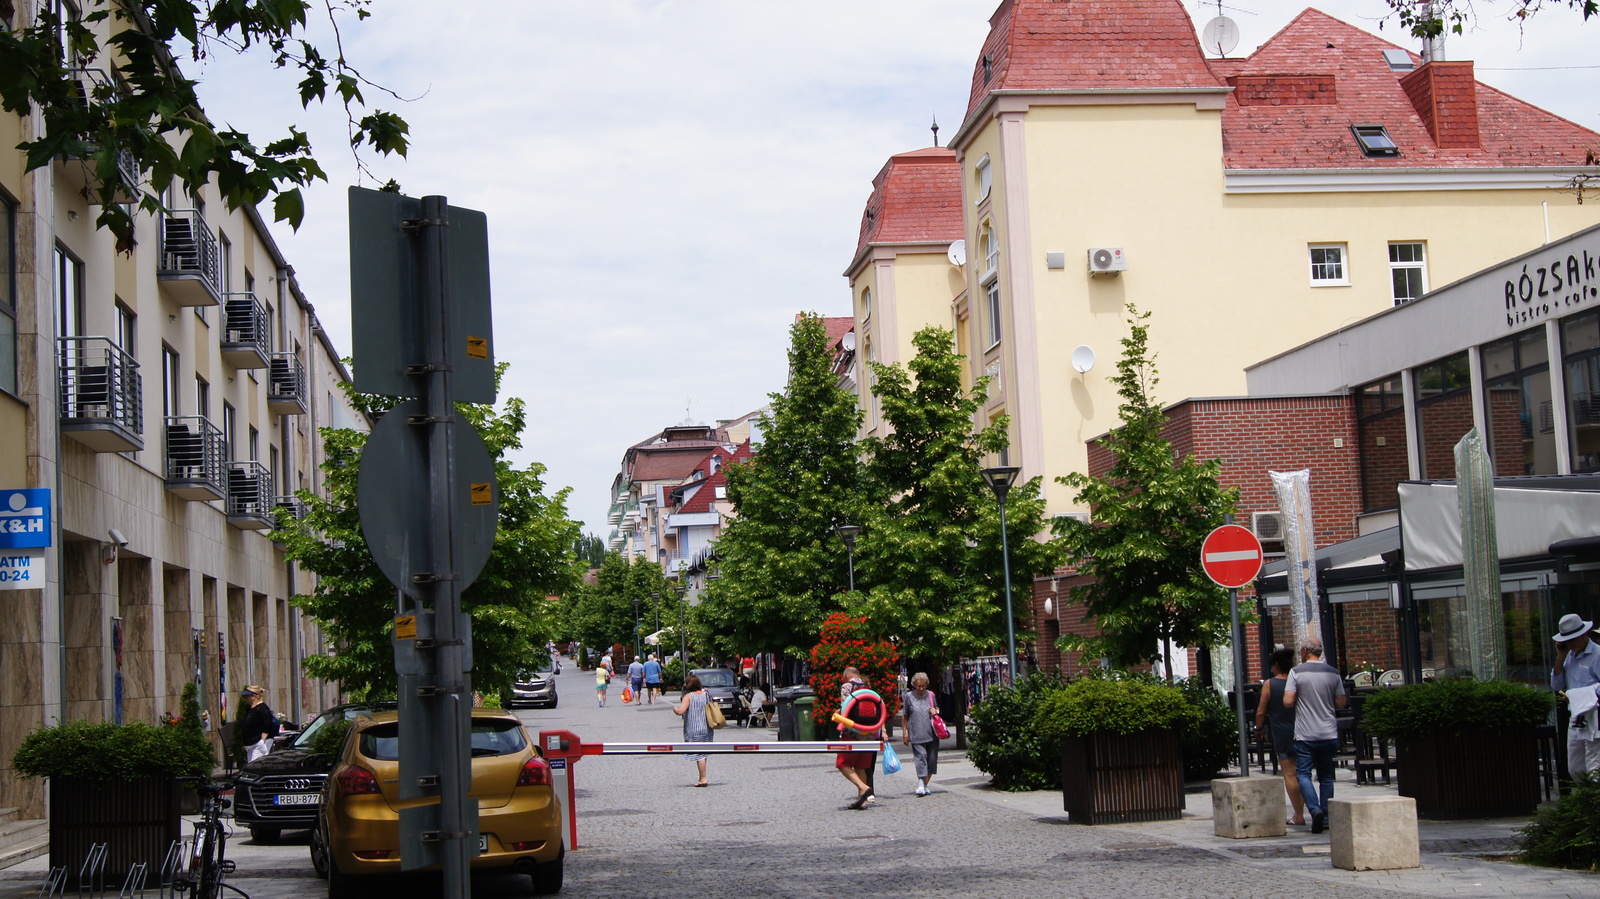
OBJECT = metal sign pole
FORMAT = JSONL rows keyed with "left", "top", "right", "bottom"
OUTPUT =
{"left": 417, "top": 195, "right": 472, "bottom": 899}
{"left": 1224, "top": 512, "right": 1250, "bottom": 779}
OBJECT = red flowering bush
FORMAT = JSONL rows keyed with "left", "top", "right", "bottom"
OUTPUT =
{"left": 808, "top": 614, "right": 898, "bottom": 729}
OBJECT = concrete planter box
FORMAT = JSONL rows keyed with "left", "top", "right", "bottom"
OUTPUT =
{"left": 1395, "top": 726, "right": 1539, "bottom": 818}
{"left": 49, "top": 777, "right": 185, "bottom": 888}
{"left": 1060, "top": 727, "right": 1184, "bottom": 824}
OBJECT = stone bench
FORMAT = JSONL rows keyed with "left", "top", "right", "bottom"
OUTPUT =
{"left": 1211, "top": 776, "right": 1286, "bottom": 838}
{"left": 1329, "top": 796, "right": 1420, "bottom": 871}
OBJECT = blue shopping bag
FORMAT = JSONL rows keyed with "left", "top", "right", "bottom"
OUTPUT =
{"left": 882, "top": 742, "right": 902, "bottom": 775}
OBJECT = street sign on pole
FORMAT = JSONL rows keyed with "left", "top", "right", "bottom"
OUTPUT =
{"left": 1201, "top": 524, "right": 1264, "bottom": 589}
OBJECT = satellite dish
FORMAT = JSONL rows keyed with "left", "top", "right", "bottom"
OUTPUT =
{"left": 1201, "top": 16, "right": 1240, "bottom": 57}
{"left": 1071, "top": 345, "right": 1097, "bottom": 374}
{"left": 947, "top": 239, "right": 967, "bottom": 267}
{"left": 842, "top": 332, "right": 856, "bottom": 351}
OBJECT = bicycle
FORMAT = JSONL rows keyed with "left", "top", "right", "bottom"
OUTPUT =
{"left": 173, "top": 777, "right": 248, "bottom": 899}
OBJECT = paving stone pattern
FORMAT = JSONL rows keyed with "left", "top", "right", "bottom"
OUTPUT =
{"left": 2, "top": 665, "right": 1595, "bottom": 898}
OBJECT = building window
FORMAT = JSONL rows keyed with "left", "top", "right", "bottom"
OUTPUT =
{"left": 1413, "top": 352, "right": 1472, "bottom": 480}
{"left": 1356, "top": 376, "right": 1408, "bottom": 512}
{"left": 162, "top": 346, "right": 181, "bottom": 417}
{"left": 1482, "top": 328, "right": 1555, "bottom": 476}
{"left": 860, "top": 286, "right": 872, "bottom": 321}
{"left": 1563, "top": 310, "right": 1600, "bottom": 472}
{"left": 1351, "top": 124, "right": 1400, "bottom": 157}
{"left": 982, "top": 54, "right": 993, "bottom": 84}
{"left": 975, "top": 154, "right": 992, "bottom": 203}
{"left": 54, "top": 244, "right": 85, "bottom": 337}
{"left": 985, "top": 279, "right": 1002, "bottom": 348}
{"left": 221, "top": 402, "right": 236, "bottom": 460}
{"left": 0, "top": 190, "right": 15, "bottom": 395}
{"left": 1389, "top": 242, "right": 1426, "bottom": 305}
{"left": 114, "top": 300, "right": 135, "bottom": 351}
{"left": 1309, "top": 244, "right": 1348, "bottom": 286}
{"left": 195, "top": 375, "right": 209, "bottom": 420}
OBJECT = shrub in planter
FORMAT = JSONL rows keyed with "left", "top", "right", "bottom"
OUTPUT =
{"left": 1519, "top": 773, "right": 1600, "bottom": 871}
{"left": 1177, "top": 677, "right": 1238, "bottom": 781}
{"left": 1361, "top": 679, "right": 1554, "bottom": 818}
{"left": 1034, "top": 676, "right": 1202, "bottom": 741}
{"left": 966, "top": 673, "right": 1068, "bottom": 791}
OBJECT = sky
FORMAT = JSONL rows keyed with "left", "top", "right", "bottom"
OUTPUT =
{"left": 189, "top": 0, "right": 1600, "bottom": 537}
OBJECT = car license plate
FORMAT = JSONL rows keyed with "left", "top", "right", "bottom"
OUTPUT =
{"left": 273, "top": 794, "right": 319, "bottom": 806}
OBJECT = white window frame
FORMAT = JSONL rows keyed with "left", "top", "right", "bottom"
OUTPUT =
{"left": 860, "top": 286, "right": 872, "bottom": 322}
{"left": 1309, "top": 243, "right": 1349, "bottom": 286}
{"left": 1388, "top": 241, "right": 1427, "bottom": 305}
{"left": 975, "top": 154, "right": 992, "bottom": 203}
{"left": 985, "top": 278, "right": 1002, "bottom": 350}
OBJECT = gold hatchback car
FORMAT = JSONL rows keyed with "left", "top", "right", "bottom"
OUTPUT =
{"left": 309, "top": 709, "right": 564, "bottom": 896}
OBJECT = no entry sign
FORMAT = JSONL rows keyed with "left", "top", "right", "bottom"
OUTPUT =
{"left": 1201, "top": 525, "right": 1264, "bottom": 589}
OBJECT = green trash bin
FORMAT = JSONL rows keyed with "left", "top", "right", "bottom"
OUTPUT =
{"left": 794, "top": 695, "right": 817, "bottom": 741}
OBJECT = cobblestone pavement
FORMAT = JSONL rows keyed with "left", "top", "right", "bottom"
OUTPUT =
{"left": 4, "top": 664, "right": 1595, "bottom": 898}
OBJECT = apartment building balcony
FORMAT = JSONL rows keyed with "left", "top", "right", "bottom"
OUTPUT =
{"left": 273, "top": 495, "right": 309, "bottom": 522}
{"left": 163, "top": 415, "right": 227, "bottom": 501}
{"left": 267, "top": 353, "right": 308, "bottom": 415}
{"left": 607, "top": 529, "right": 623, "bottom": 550}
{"left": 606, "top": 502, "right": 623, "bottom": 525}
{"left": 221, "top": 293, "right": 270, "bottom": 369}
{"left": 226, "top": 461, "right": 275, "bottom": 530}
{"left": 158, "top": 209, "right": 221, "bottom": 307}
{"left": 58, "top": 337, "right": 143, "bottom": 452}
{"left": 57, "top": 69, "right": 140, "bottom": 204}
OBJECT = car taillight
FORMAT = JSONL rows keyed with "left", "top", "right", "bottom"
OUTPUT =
{"left": 517, "top": 756, "right": 552, "bottom": 787}
{"left": 336, "top": 766, "right": 380, "bottom": 796}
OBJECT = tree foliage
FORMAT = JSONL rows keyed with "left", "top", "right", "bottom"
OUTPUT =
{"left": 852, "top": 326, "right": 1057, "bottom": 666}
{"left": 572, "top": 534, "right": 607, "bottom": 570}
{"left": 697, "top": 314, "right": 865, "bottom": 658}
{"left": 0, "top": 0, "right": 409, "bottom": 251}
{"left": 276, "top": 366, "right": 581, "bottom": 699}
{"left": 564, "top": 553, "right": 675, "bottom": 662}
{"left": 1383, "top": 0, "right": 1598, "bottom": 39}
{"left": 1053, "top": 306, "right": 1238, "bottom": 672}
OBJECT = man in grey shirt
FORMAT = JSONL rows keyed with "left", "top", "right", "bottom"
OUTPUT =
{"left": 1284, "top": 638, "right": 1348, "bottom": 834}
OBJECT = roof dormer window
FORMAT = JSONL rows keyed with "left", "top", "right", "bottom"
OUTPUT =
{"left": 1382, "top": 49, "right": 1414, "bottom": 72}
{"left": 983, "top": 54, "right": 993, "bottom": 83}
{"left": 1352, "top": 124, "right": 1400, "bottom": 157}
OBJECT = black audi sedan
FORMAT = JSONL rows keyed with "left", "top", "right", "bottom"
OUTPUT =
{"left": 231, "top": 700, "right": 397, "bottom": 842}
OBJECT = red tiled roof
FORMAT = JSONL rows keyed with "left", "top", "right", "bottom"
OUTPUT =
{"left": 821, "top": 316, "right": 854, "bottom": 348}
{"left": 965, "top": 0, "right": 1223, "bottom": 121}
{"left": 852, "top": 147, "right": 962, "bottom": 264}
{"left": 630, "top": 445, "right": 723, "bottom": 482}
{"left": 1218, "top": 9, "right": 1600, "bottom": 169}
{"left": 674, "top": 442, "right": 754, "bottom": 515}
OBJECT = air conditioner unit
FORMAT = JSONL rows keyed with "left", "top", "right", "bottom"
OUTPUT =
{"left": 1252, "top": 511, "right": 1286, "bottom": 548}
{"left": 1088, "top": 247, "right": 1126, "bottom": 275}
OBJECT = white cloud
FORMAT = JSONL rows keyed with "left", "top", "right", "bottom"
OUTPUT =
{"left": 192, "top": 1, "right": 1600, "bottom": 535}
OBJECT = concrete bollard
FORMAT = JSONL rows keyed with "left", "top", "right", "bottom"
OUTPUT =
{"left": 1329, "top": 796, "right": 1421, "bottom": 871}
{"left": 1211, "top": 776, "right": 1286, "bottom": 838}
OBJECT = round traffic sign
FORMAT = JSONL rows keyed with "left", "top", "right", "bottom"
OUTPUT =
{"left": 1201, "top": 525, "right": 1264, "bottom": 589}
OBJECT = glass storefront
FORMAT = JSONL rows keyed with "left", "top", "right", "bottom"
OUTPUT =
{"left": 1481, "top": 328, "right": 1557, "bottom": 476}
{"left": 1414, "top": 352, "right": 1473, "bottom": 480}
{"left": 1565, "top": 311, "right": 1600, "bottom": 472}
{"left": 1357, "top": 376, "right": 1407, "bottom": 512}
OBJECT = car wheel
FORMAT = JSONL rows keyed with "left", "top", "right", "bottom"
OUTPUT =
{"left": 249, "top": 825, "right": 281, "bottom": 844}
{"left": 309, "top": 824, "right": 330, "bottom": 880}
{"left": 531, "top": 849, "right": 564, "bottom": 895}
{"left": 547, "top": 693, "right": 558, "bottom": 709}
{"left": 326, "top": 854, "right": 357, "bottom": 899}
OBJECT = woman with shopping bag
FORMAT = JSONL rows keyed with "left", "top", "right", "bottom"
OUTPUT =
{"left": 900, "top": 672, "right": 942, "bottom": 796}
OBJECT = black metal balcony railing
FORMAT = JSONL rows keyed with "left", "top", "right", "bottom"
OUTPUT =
{"left": 163, "top": 415, "right": 227, "bottom": 500}
{"left": 273, "top": 495, "right": 309, "bottom": 522}
{"left": 226, "top": 461, "right": 275, "bottom": 529}
{"left": 267, "top": 353, "right": 307, "bottom": 415}
{"left": 58, "top": 337, "right": 143, "bottom": 451}
{"left": 221, "top": 293, "right": 270, "bottom": 368}
{"left": 158, "top": 210, "right": 220, "bottom": 306}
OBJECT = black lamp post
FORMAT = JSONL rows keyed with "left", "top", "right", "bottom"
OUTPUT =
{"left": 675, "top": 585, "right": 688, "bottom": 687}
{"left": 980, "top": 465, "right": 1022, "bottom": 683}
{"left": 651, "top": 592, "right": 662, "bottom": 651}
{"left": 632, "top": 595, "right": 642, "bottom": 664}
{"left": 835, "top": 524, "right": 862, "bottom": 592}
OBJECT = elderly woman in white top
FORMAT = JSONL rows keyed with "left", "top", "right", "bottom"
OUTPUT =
{"left": 900, "top": 672, "right": 941, "bottom": 796}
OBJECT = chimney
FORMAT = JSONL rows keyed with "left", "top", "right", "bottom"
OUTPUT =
{"left": 1400, "top": 61, "right": 1480, "bottom": 149}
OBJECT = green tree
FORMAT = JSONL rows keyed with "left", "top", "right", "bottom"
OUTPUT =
{"left": 0, "top": 1, "right": 409, "bottom": 251}
{"left": 1053, "top": 306, "right": 1239, "bottom": 674}
{"left": 697, "top": 313, "right": 865, "bottom": 658}
{"left": 853, "top": 326, "right": 1057, "bottom": 666}
{"left": 276, "top": 367, "right": 581, "bottom": 699}
{"left": 572, "top": 534, "right": 607, "bottom": 569}
{"left": 1384, "top": 0, "right": 1597, "bottom": 39}
{"left": 567, "top": 554, "right": 670, "bottom": 661}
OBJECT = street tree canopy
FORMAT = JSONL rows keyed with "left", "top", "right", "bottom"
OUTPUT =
{"left": 565, "top": 554, "right": 674, "bottom": 662}
{"left": 697, "top": 313, "right": 865, "bottom": 658}
{"left": 0, "top": 0, "right": 408, "bottom": 251}
{"left": 1054, "top": 307, "right": 1239, "bottom": 675}
{"left": 1384, "top": 0, "right": 1598, "bottom": 38}
{"left": 276, "top": 366, "right": 581, "bottom": 699}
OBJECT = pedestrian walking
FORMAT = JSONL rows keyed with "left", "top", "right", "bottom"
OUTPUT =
{"left": 627, "top": 655, "right": 645, "bottom": 705}
{"left": 673, "top": 674, "right": 713, "bottom": 786}
{"left": 1552, "top": 613, "right": 1600, "bottom": 778}
{"left": 1284, "top": 638, "right": 1348, "bottom": 834}
{"left": 238, "top": 685, "right": 280, "bottom": 764}
{"left": 900, "top": 672, "right": 941, "bottom": 796}
{"left": 1254, "top": 647, "right": 1306, "bottom": 826}
{"left": 596, "top": 662, "right": 612, "bottom": 707}
{"left": 836, "top": 667, "right": 880, "bottom": 809}
{"left": 644, "top": 654, "right": 663, "bottom": 704}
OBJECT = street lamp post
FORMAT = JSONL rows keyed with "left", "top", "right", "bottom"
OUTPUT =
{"left": 981, "top": 465, "right": 1022, "bottom": 684}
{"left": 632, "top": 596, "right": 642, "bottom": 665}
{"left": 675, "top": 585, "right": 688, "bottom": 688}
{"left": 835, "top": 524, "right": 862, "bottom": 592}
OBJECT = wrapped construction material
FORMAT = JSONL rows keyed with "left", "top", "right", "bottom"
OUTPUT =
{"left": 1454, "top": 428, "right": 1504, "bottom": 682}
{"left": 1271, "top": 470, "right": 1320, "bottom": 644}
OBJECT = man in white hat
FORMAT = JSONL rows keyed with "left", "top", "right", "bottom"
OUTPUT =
{"left": 1552, "top": 613, "right": 1600, "bottom": 778}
